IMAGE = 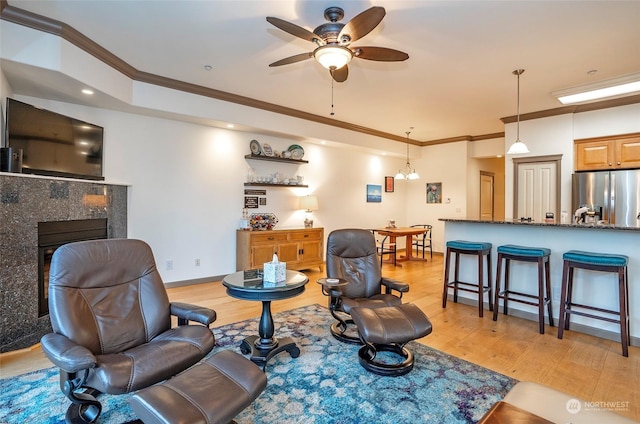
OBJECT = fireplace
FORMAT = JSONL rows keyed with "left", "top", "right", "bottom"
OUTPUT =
{"left": 37, "top": 218, "right": 108, "bottom": 316}
{"left": 1, "top": 174, "right": 127, "bottom": 352}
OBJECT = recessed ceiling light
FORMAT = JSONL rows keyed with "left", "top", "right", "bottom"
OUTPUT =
{"left": 553, "top": 72, "right": 640, "bottom": 105}
{"left": 204, "top": 65, "right": 212, "bottom": 71}
{"left": 227, "top": 123, "right": 234, "bottom": 128}
{"left": 82, "top": 89, "right": 94, "bottom": 95}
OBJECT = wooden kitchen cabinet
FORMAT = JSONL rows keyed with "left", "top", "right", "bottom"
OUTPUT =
{"left": 575, "top": 134, "right": 640, "bottom": 171}
{"left": 236, "top": 227, "right": 324, "bottom": 271}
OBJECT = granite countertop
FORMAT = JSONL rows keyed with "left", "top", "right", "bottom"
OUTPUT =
{"left": 439, "top": 218, "right": 640, "bottom": 232}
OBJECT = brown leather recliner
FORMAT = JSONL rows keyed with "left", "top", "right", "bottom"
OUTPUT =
{"left": 324, "top": 229, "right": 410, "bottom": 343}
{"left": 41, "top": 239, "right": 217, "bottom": 423}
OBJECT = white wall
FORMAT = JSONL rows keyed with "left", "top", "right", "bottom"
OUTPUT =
{"left": 0, "top": 68, "right": 14, "bottom": 147}
{"left": 407, "top": 141, "right": 469, "bottom": 253}
{"left": 504, "top": 104, "right": 640, "bottom": 220}
{"left": 14, "top": 95, "right": 408, "bottom": 283}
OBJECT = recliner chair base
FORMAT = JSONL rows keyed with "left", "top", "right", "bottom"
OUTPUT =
{"left": 357, "top": 343, "right": 414, "bottom": 376}
{"left": 330, "top": 320, "right": 362, "bottom": 344}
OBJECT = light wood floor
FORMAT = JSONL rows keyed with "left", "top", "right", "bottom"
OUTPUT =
{"left": 1, "top": 255, "right": 638, "bottom": 421}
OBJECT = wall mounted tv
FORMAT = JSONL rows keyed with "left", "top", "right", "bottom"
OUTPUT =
{"left": 5, "top": 98, "right": 104, "bottom": 180}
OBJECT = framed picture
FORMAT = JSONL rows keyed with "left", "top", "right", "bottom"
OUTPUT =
{"left": 426, "top": 182, "right": 442, "bottom": 204}
{"left": 366, "top": 184, "right": 382, "bottom": 203}
{"left": 244, "top": 196, "right": 259, "bottom": 208}
{"left": 384, "top": 176, "right": 394, "bottom": 193}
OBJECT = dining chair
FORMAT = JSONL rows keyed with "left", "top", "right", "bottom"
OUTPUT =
{"left": 410, "top": 224, "right": 433, "bottom": 259}
{"left": 370, "top": 229, "right": 397, "bottom": 267}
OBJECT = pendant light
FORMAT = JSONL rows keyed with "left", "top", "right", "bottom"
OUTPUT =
{"left": 395, "top": 129, "right": 419, "bottom": 180}
{"left": 507, "top": 69, "right": 530, "bottom": 155}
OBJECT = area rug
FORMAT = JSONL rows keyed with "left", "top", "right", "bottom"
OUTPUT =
{"left": 1, "top": 304, "right": 516, "bottom": 423}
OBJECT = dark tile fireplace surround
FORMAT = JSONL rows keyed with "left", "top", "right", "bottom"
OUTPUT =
{"left": 0, "top": 174, "right": 127, "bottom": 352}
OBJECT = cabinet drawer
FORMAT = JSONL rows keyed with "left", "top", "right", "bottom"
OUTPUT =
{"left": 289, "top": 230, "right": 322, "bottom": 241}
{"left": 250, "top": 232, "right": 289, "bottom": 243}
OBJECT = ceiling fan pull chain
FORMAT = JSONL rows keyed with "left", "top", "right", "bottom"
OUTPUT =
{"left": 330, "top": 76, "right": 335, "bottom": 116}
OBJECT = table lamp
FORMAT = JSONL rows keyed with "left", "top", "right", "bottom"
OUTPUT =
{"left": 298, "top": 195, "right": 319, "bottom": 228}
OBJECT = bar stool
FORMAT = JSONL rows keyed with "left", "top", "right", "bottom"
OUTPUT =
{"left": 493, "top": 244, "right": 553, "bottom": 334}
{"left": 442, "top": 240, "right": 493, "bottom": 317}
{"left": 557, "top": 250, "right": 629, "bottom": 357}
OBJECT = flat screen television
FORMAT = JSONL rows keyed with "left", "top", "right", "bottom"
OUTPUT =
{"left": 5, "top": 98, "right": 104, "bottom": 180}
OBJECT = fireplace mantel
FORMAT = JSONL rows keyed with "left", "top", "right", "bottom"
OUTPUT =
{"left": 0, "top": 173, "right": 128, "bottom": 352}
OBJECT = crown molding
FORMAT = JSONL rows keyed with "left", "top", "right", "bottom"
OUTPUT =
{"left": 3, "top": 2, "right": 636, "bottom": 147}
{"left": 500, "top": 94, "right": 640, "bottom": 124}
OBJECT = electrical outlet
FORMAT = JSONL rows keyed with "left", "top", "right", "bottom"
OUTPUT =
{"left": 195, "top": 258, "right": 200, "bottom": 266}
{"left": 165, "top": 260, "right": 173, "bottom": 271}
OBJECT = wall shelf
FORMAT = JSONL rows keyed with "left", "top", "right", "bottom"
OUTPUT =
{"left": 244, "top": 183, "right": 308, "bottom": 188}
{"left": 244, "top": 154, "right": 308, "bottom": 164}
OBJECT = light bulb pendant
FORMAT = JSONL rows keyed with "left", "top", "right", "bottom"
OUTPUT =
{"left": 507, "top": 69, "right": 529, "bottom": 155}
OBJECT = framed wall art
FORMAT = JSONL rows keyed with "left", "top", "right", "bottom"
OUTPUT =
{"left": 384, "top": 176, "right": 394, "bottom": 193}
{"left": 366, "top": 184, "right": 382, "bottom": 203}
{"left": 426, "top": 182, "right": 442, "bottom": 204}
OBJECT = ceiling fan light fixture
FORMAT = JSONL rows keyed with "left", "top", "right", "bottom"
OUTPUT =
{"left": 314, "top": 45, "right": 353, "bottom": 70}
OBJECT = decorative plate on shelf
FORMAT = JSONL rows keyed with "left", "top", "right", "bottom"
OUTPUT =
{"left": 287, "top": 144, "right": 304, "bottom": 160}
{"left": 249, "top": 139, "right": 262, "bottom": 155}
{"left": 249, "top": 213, "right": 279, "bottom": 230}
{"left": 262, "top": 143, "right": 274, "bottom": 156}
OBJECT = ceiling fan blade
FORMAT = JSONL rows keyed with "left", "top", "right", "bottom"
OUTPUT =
{"left": 353, "top": 46, "right": 409, "bottom": 62}
{"left": 269, "top": 52, "right": 313, "bottom": 67}
{"left": 330, "top": 66, "right": 348, "bottom": 83}
{"left": 266, "top": 17, "right": 319, "bottom": 43}
{"left": 338, "top": 6, "right": 385, "bottom": 43}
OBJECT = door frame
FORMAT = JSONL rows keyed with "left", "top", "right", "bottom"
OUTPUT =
{"left": 512, "top": 154, "right": 563, "bottom": 220}
{"left": 479, "top": 171, "right": 495, "bottom": 221}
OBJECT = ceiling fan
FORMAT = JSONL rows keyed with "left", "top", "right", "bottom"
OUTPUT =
{"left": 266, "top": 6, "right": 409, "bottom": 83}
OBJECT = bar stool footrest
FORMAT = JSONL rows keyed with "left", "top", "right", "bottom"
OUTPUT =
{"left": 499, "top": 290, "right": 551, "bottom": 305}
{"left": 446, "top": 281, "right": 491, "bottom": 293}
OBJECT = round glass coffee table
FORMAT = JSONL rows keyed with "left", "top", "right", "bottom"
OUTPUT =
{"left": 222, "top": 269, "right": 309, "bottom": 370}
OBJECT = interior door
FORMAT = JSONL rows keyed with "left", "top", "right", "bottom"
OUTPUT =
{"left": 516, "top": 161, "right": 557, "bottom": 222}
{"left": 480, "top": 172, "right": 494, "bottom": 221}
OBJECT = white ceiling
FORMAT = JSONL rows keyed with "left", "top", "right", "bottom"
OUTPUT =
{"left": 2, "top": 0, "right": 640, "bottom": 144}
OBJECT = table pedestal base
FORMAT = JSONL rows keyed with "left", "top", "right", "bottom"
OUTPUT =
{"left": 240, "top": 335, "right": 300, "bottom": 370}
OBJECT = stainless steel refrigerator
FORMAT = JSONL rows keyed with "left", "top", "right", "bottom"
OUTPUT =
{"left": 572, "top": 170, "right": 640, "bottom": 227}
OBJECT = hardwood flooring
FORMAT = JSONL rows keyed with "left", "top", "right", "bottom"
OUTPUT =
{"left": 1, "top": 254, "right": 638, "bottom": 421}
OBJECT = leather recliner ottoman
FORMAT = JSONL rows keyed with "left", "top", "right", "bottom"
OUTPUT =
{"left": 129, "top": 350, "right": 267, "bottom": 424}
{"left": 350, "top": 303, "right": 433, "bottom": 376}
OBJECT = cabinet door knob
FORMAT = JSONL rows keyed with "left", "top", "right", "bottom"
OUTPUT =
{"left": 304, "top": 234, "right": 309, "bottom": 238}
{"left": 617, "top": 162, "right": 621, "bottom": 165}
{"left": 609, "top": 163, "right": 613, "bottom": 166}
{"left": 268, "top": 237, "right": 274, "bottom": 240}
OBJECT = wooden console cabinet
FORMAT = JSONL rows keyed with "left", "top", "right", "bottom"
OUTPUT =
{"left": 575, "top": 133, "right": 640, "bottom": 171}
{"left": 236, "top": 227, "right": 324, "bottom": 272}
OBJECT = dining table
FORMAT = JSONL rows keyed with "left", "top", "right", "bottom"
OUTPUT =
{"left": 373, "top": 226, "right": 429, "bottom": 266}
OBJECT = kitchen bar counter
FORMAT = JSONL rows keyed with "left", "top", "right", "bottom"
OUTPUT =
{"left": 440, "top": 218, "right": 638, "bottom": 346}
{"left": 440, "top": 218, "right": 640, "bottom": 231}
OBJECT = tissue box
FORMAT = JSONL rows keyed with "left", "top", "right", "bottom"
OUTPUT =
{"left": 263, "top": 261, "right": 286, "bottom": 283}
